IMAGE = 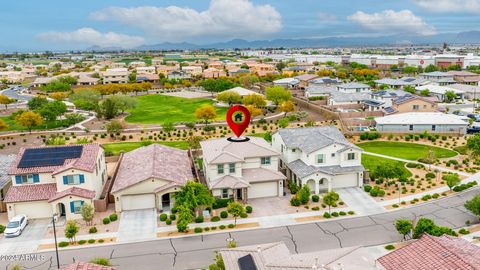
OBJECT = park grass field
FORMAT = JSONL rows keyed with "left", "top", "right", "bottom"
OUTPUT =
{"left": 361, "top": 154, "right": 412, "bottom": 178}
{"left": 356, "top": 141, "right": 457, "bottom": 160}
{"left": 0, "top": 116, "right": 68, "bottom": 132}
{"left": 124, "top": 95, "right": 228, "bottom": 124}
{"left": 102, "top": 141, "right": 189, "bottom": 155}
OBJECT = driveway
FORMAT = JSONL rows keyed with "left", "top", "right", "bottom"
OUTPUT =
{"left": 117, "top": 209, "right": 157, "bottom": 243}
{"left": 0, "top": 218, "right": 50, "bottom": 255}
{"left": 336, "top": 187, "right": 386, "bottom": 215}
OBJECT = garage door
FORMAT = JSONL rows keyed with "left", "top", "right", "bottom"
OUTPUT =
{"left": 121, "top": 194, "right": 155, "bottom": 211}
{"left": 248, "top": 181, "right": 278, "bottom": 199}
{"left": 331, "top": 173, "right": 358, "bottom": 189}
{"left": 14, "top": 201, "right": 52, "bottom": 219}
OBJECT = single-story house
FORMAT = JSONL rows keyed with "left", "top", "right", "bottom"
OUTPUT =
{"left": 415, "top": 85, "right": 465, "bottom": 101}
{"left": 111, "top": 144, "right": 194, "bottom": 212}
{"left": 328, "top": 91, "right": 370, "bottom": 106}
{"left": 375, "top": 112, "right": 468, "bottom": 134}
{"left": 273, "top": 78, "right": 300, "bottom": 88}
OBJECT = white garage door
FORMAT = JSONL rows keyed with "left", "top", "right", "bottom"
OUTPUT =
{"left": 121, "top": 194, "right": 155, "bottom": 211}
{"left": 14, "top": 201, "right": 52, "bottom": 219}
{"left": 331, "top": 173, "right": 359, "bottom": 189}
{"left": 248, "top": 181, "right": 278, "bottom": 199}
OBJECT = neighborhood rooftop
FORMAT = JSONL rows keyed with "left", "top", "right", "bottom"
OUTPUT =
{"left": 374, "top": 112, "right": 468, "bottom": 125}
{"left": 0, "top": 154, "right": 16, "bottom": 189}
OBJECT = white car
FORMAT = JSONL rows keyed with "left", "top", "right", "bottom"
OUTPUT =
{"left": 4, "top": 214, "right": 28, "bottom": 237}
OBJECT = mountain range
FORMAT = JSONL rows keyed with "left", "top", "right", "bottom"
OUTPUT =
{"left": 85, "top": 31, "right": 480, "bottom": 52}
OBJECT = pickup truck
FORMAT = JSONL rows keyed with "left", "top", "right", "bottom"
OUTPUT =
{"left": 467, "top": 126, "right": 480, "bottom": 134}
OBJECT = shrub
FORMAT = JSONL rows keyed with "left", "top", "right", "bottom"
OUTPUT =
{"left": 195, "top": 216, "right": 204, "bottom": 223}
{"left": 220, "top": 225, "right": 226, "bottom": 230}
{"left": 421, "top": 194, "right": 432, "bottom": 201}
{"left": 211, "top": 226, "right": 217, "bottom": 230}
{"left": 331, "top": 212, "right": 339, "bottom": 217}
{"left": 432, "top": 193, "right": 440, "bottom": 199}
{"left": 102, "top": 218, "right": 110, "bottom": 225}
{"left": 459, "top": 228, "right": 470, "bottom": 235}
{"left": 228, "top": 224, "right": 235, "bottom": 228}
{"left": 170, "top": 214, "right": 176, "bottom": 221}
{"left": 363, "top": 185, "right": 372, "bottom": 192}
{"left": 194, "top": 227, "right": 203, "bottom": 233}
{"left": 88, "top": 239, "right": 95, "bottom": 244}
{"left": 240, "top": 213, "right": 248, "bottom": 218}
{"left": 171, "top": 207, "right": 178, "bottom": 214}
{"left": 385, "top": 245, "right": 395, "bottom": 250}
{"left": 0, "top": 225, "right": 5, "bottom": 234}
{"left": 339, "top": 211, "right": 346, "bottom": 216}
{"left": 166, "top": 218, "right": 172, "bottom": 225}
{"left": 246, "top": 206, "right": 253, "bottom": 213}
{"left": 109, "top": 213, "right": 118, "bottom": 222}
{"left": 78, "top": 240, "right": 86, "bottom": 245}
{"left": 89, "top": 227, "right": 97, "bottom": 234}
{"left": 213, "top": 198, "right": 232, "bottom": 209}
{"left": 204, "top": 227, "right": 210, "bottom": 232}
{"left": 348, "top": 211, "right": 355, "bottom": 215}
{"left": 392, "top": 204, "right": 399, "bottom": 208}
{"left": 98, "top": 239, "right": 105, "bottom": 243}
{"left": 220, "top": 211, "right": 228, "bottom": 218}
{"left": 159, "top": 213, "right": 168, "bottom": 221}
{"left": 211, "top": 216, "right": 220, "bottom": 222}
{"left": 323, "top": 212, "right": 331, "bottom": 218}
{"left": 406, "top": 162, "right": 418, "bottom": 168}
{"left": 312, "top": 206, "right": 320, "bottom": 211}
{"left": 312, "top": 195, "right": 319, "bottom": 202}
{"left": 425, "top": 172, "right": 436, "bottom": 179}
{"left": 290, "top": 196, "right": 301, "bottom": 206}
{"left": 58, "top": 241, "right": 69, "bottom": 247}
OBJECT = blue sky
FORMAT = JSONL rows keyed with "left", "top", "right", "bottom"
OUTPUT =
{"left": 1, "top": 0, "right": 479, "bottom": 51}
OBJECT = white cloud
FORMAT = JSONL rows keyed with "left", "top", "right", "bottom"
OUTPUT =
{"left": 347, "top": 10, "right": 436, "bottom": 36}
{"left": 90, "top": 0, "right": 282, "bottom": 42}
{"left": 37, "top": 28, "right": 145, "bottom": 48}
{"left": 317, "top": 12, "right": 337, "bottom": 22}
{"left": 412, "top": 0, "right": 480, "bottom": 13}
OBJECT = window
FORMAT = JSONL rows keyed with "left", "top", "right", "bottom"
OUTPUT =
{"left": 432, "top": 125, "right": 436, "bottom": 131}
{"left": 71, "top": 201, "right": 83, "bottom": 213}
{"left": 217, "top": 164, "right": 224, "bottom": 174}
{"left": 65, "top": 175, "right": 82, "bottom": 185}
{"left": 222, "top": 189, "right": 228, "bottom": 199}
{"left": 317, "top": 154, "right": 325, "bottom": 164}
{"left": 20, "top": 174, "right": 35, "bottom": 184}
{"left": 292, "top": 149, "right": 296, "bottom": 152}
{"left": 413, "top": 105, "right": 419, "bottom": 110}
{"left": 409, "top": 125, "right": 414, "bottom": 131}
{"left": 331, "top": 153, "right": 335, "bottom": 157}
{"left": 261, "top": 157, "right": 271, "bottom": 165}
{"left": 229, "top": 163, "right": 236, "bottom": 173}
{"left": 347, "top": 153, "right": 356, "bottom": 160}
{"left": 423, "top": 105, "right": 427, "bottom": 109}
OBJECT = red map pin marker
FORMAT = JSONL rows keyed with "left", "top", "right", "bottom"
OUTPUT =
{"left": 226, "top": 105, "right": 251, "bottom": 139}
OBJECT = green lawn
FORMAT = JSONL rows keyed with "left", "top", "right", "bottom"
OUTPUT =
{"left": 125, "top": 95, "right": 228, "bottom": 124}
{"left": 0, "top": 116, "right": 69, "bottom": 132}
{"left": 362, "top": 154, "right": 412, "bottom": 178}
{"left": 357, "top": 141, "right": 457, "bottom": 160}
{"left": 102, "top": 141, "right": 189, "bottom": 155}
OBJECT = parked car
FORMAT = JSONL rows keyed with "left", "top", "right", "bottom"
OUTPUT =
{"left": 467, "top": 126, "right": 480, "bottom": 134}
{"left": 453, "top": 110, "right": 465, "bottom": 116}
{"left": 467, "top": 114, "right": 480, "bottom": 122}
{"left": 4, "top": 214, "right": 28, "bottom": 237}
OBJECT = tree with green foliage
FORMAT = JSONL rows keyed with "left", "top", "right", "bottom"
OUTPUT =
{"left": 208, "top": 251, "right": 225, "bottom": 270}
{"left": 174, "top": 181, "right": 215, "bottom": 214}
{"left": 108, "top": 95, "right": 137, "bottom": 114}
{"left": 187, "top": 135, "right": 203, "bottom": 150}
{"left": 39, "top": 101, "right": 67, "bottom": 123}
{"left": 105, "top": 120, "right": 123, "bottom": 134}
{"left": 424, "top": 64, "right": 438, "bottom": 73}
{"left": 0, "top": 119, "right": 8, "bottom": 131}
{"left": 404, "top": 85, "right": 416, "bottom": 94}
{"left": 27, "top": 96, "right": 49, "bottom": 111}
{"left": 265, "top": 86, "right": 291, "bottom": 105}
{"left": 15, "top": 111, "right": 43, "bottom": 133}
{"left": 216, "top": 91, "right": 241, "bottom": 105}
{"left": 402, "top": 66, "right": 418, "bottom": 75}
{"left": 0, "top": 94, "right": 14, "bottom": 109}
{"left": 99, "top": 98, "right": 119, "bottom": 119}
{"left": 89, "top": 257, "right": 111, "bottom": 266}
{"left": 227, "top": 201, "right": 246, "bottom": 226}
{"left": 176, "top": 205, "right": 193, "bottom": 232}
{"left": 64, "top": 220, "right": 79, "bottom": 243}
{"left": 420, "top": 89, "right": 430, "bottom": 96}
{"left": 198, "top": 78, "right": 235, "bottom": 92}
{"left": 243, "top": 94, "right": 266, "bottom": 108}
{"left": 444, "top": 91, "right": 456, "bottom": 103}
{"left": 413, "top": 217, "right": 457, "bottom": 239}
{"left": 128, "top": 72, "right": 137, "bottom": 83}
{"left": 279, "top": 100, "right": 295, "bottom": 116}
{"left": 162, "top": 122, "right": 175, "bottom": 133}
{"left": 467, "top": 134, "right": 480, "bottom": 157}
{"left": 323, "top": 191, "right": 339, "bottom": 213}
{"left": 443, "top": 174, "right": 460, "bottom": 190}
{"left": 80, "top": 203, "right": 94, "bottom": 226}
{"left": 70, "top": 89, "right": 101, "bottom": 110}
{"left": 296, "top": 185, "right": 310, "bottom": 204}
{"left": 278, "top": 118, "right": 289, "bottom": 128}
{"left": 464, "top": 195, "right": 480, "bottom": 218}
{"left": 195, "top": 104, "right": 217, "bottom": 125}
{"left": 395, "top": 219, "right": 413, "bottom": 240}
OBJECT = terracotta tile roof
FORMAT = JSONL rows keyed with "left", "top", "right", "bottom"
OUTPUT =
{"left": 378, "top": 234, "right": 480, "bottom": 270}
{"left": 112, "top": 144, "right": 193, "bottom": 193}
{"left": 48, "top": 187, "right": 96, "bottom": 202}
{"left": 9, "top": 144, "right": 101, "bottom": 175}
{"left": 60, "top": 262, "right": 115, "bottom": 270}
{"left": 4, "top": 183, "right": 57, "bottom": 203}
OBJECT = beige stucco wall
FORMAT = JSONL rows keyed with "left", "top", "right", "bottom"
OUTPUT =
{"left": 112, "top": 178, "right": 170, "bottom": 212}
{"left": 395, "top": 99, "right": 437, "bottom": 113}
{"left": 7, "top": 201, "right": 53, "bottom": 220}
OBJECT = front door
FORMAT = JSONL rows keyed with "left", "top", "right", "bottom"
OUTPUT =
{"left": 162, "top": 193, "right": 171, "bottom": 210}
{"left": 236, "top": 189, "right": 243, "bottom": 201}
{"left": 59, "top": 203, "right": 66, "bottom": 216}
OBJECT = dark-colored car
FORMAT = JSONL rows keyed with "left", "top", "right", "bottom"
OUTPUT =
{"left": 467, "top": 126, "right": 480, "bottom": 134}
{"left": 467, "top": 114, "right": 480, "bottom": 122}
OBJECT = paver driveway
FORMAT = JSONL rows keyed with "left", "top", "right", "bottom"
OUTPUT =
{"left": 117, "top": 209, "right": 157, "bottom": 243}
{"left": 0, "top": 218, "right": 50, "bottom": 255}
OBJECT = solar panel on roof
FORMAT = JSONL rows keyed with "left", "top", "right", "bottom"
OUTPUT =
{"left": 238, "top": 254, "right": 257, "bottom": 270}
{"left": 403, "top": 78, "right": 416, "bottom": 82}
{"left": 18, "top": 145, "right": 83, "bottom": 168}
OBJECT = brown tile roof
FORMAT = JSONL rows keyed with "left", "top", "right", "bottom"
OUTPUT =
{"left": 4, "top": 183, "right": 57, "bottom": 203}
{"left": 60, "top": 262, "right": 115, "bottom": 270}
{"left": 242, "top": 168, "right": 286, "bottom": 183}
{"left": 112, "top": 144, "right": 193, "bottom": 193}
{"left": 48, "top": 187, "right": 96, "bottom": 202}
{"left": 209, "top": 175, "right": 250, "bottom": 189}
{"left": 378, "top": 234, "right": 480, "bottom": 270}
{"left": 9, "top": 144, "right": 101, "bottom": 175}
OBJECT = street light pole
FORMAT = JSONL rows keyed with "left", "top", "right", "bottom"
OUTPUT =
{"left": 397, "top": 183, "right": 401, "bottom": 205}
{"left": 52, "top": 214, "right": 60, "bottom": 269}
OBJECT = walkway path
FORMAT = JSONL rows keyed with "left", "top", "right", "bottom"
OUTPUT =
{"left": 336, "top": 187, "right": 386, "bottom": 215}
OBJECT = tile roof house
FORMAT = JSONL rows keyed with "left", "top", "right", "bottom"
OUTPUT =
{"left": 112, "top": 144, "right": 194, "bottom": 212}
{"left": 0, "top": 154, "right": 16, "bottom": 211}
{"left": 380, "top": 93, "right": 438, "bottom": 115}
{"left": 378, "top": 234, "right": 480, "bottom": 270}
{"left": 4, "top": 144, "right": 106, "bottom": 220}
{"left": 375, "top": 112, "right": 468, "bottom": 134}
{"left": 272, "top": 126, "right": 364, "bottom": 194}
{"left": 220, "top": 242, "right": 377, "bottom": 270}
{"left": 200, "top": 137, "right": 286, "bottom": 201}
{"left": 336, "top": 82, "right": 371, "bottom": 93}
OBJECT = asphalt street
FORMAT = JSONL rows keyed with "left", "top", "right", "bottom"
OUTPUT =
{"left": 1, "top": 188, "right": 479, "bottom": 270}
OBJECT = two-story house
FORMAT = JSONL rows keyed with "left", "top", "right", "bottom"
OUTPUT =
{"left": 200, "top": 137, "right": 286, "bottom": 202}
{"left": 336, "top": 82, "right": 371, "bottom": 93}
{"left": 272, "top": 127, "right": 364, "bottom": 194}
{"left": 363, "top": 90, "right": 411, "bottom": 112}
{"left": 102, "top": 68, "right": 129, "bottom": 84}
{"left": 4, "top": 144, "right": 107, "bottom": 220}
{"left": 383, "top": 94, "right": 438, "bottom": 115}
